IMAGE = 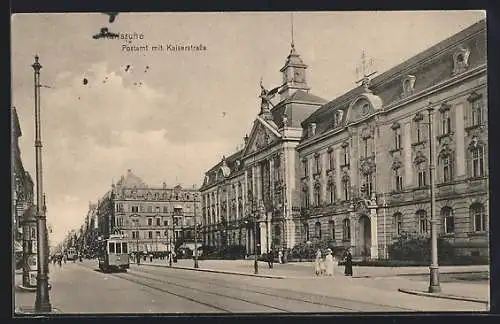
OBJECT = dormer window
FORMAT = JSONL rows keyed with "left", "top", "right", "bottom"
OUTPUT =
{"left": 452, "top": 47, "right": 471, "bottom": 75}
{"left": 308, "top": 123, "right": 317, "bottom": 137}
{"left": 333, "top": 110, "right": 344, "bottom": 127}
{"left": 401, "top": 75, "right": 416, "bottom": 97}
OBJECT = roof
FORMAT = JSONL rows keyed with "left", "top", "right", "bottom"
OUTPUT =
{"left": 302, "top": 18, "right": 486, "bottom": 136}
{"left": 271, "top": 90, "right": 328, "bottom": 128}
{"left": 116, "top": 169, "right": 148, "bottom": 188}
{"left": 201, "top": 149, "right": 244, "bottom": 190}
{"left": 12, "top": 107, "right": 22, "bottom": 138}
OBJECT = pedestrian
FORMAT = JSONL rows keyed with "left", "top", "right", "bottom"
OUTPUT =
{"left": 149, "top": 253, "right": 153, "bottom": 262}
{"left": 278, "top": 249, "right": 283, "bottom": 264}
{"left": 267, "top": 250, "right": 274, "bottom": 269}
{"left": 58, "top": 255, "right": 62, "bottom": 267}
{"left": 314, "top": 249, "right": 322, "bottom": 276}
{"left": 344, "top": 247, "right": 353, "bottom": 276}
{"left": 63, "top": 254, "right": 67, "bottom": 264}
{"left": 324, "top": 248, "right": 334, "bottom": 277}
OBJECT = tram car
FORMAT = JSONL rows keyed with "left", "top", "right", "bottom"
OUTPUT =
{"left": 97, "top": 234, "right": 130, "bottom": 272}
{"left": 66, "top": 247, "right": 78, "bottom": 261}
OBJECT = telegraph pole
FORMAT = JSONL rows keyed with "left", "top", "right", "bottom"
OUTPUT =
{"left": 32, "top": 55, "right": 52, "bottom": 312}
{"left": 193, "top": 194, "right": 199, "bottom": 268}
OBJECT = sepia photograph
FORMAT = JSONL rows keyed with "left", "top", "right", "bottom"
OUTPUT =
{"left": 11, "top": 11, "right": 489, "bottom": 314}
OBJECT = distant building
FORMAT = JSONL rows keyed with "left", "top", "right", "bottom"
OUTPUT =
{"left": 96, "top": 169, "right": 201, "bottom": 253}
{"left": 200, "top": 19, "right": 488, "bottom": 259}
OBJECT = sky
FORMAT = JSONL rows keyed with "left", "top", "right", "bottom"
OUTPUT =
{"left": 11, "top": 11, "right": 485, "bottom": 247}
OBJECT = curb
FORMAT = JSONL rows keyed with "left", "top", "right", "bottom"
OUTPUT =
{"left": 398, "top": 288, "right": 489, "bottom": 305}
{"left": 15, "top": 306, "right": 61, "bottom": 314}
{"left": 395, "top": 270, "right": 488, "bottom": 278}
{"left": 139, "top": 263, "right": 286, "bottom": 279}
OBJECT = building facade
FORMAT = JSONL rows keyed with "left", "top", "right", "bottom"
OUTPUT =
{"left": 11, "top": 107, "right": 35, "bottom": 258}
{"left": 96, "top": 169, "right": 201, "bottom": 253}
{"left": 200, "top": 43, "right": 328, "bottom": 254}
{"left": 200, "top": 20, "right": 488, "bottom": 259}
{"left": 297, "top": 19, "right": 487, "bottom": 259}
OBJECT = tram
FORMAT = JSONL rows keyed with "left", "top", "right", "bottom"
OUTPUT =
{"left": 67, "top": 247, "right": 78, "bottom": 261}
{"left": 97, "top": 234, "right": 130, "bottom": 272}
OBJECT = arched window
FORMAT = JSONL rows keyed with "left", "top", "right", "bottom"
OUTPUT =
{"left": 327, "top": 181, "right": 335, "bottom": 204}
{"left": 470, "top": 203, "right": 487, "bottom": 232}
{"left": 417, "top": 163, "right": 427, "bottom": 188}
{"left": 314, "top": 222, "right": 322, "bottom": 239}
{"left": 441, "top": 155, "right": 453, "bottom": 183}
{"left": 416, "top": 210, "right": 428, "bottom": 234}
{"left": 393, "top": 212, "right": 403, "bottom": 235}
{"left": 342, "top": 179, "right": 350, "bottom": 201}
{"left": 329, "top": 220, "right": 335, "bottom": 240}
{"left": 471, "top": 145, "right": 485, "bottom": 178}
{"left": 441, "top": 207, "right": 455, "bottom": 234}
{"left": 314, "top": 185, "right": 321, "bottom": 207}
{"left": 342, "top": 218, "right": 351, "bottom": 241}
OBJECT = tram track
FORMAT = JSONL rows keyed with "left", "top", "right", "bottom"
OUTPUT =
{"left": 78, "top": 261, "right": 414, "bottom": 312}
{"left": 134, "top": 265, "right": 415, "bottom": 312}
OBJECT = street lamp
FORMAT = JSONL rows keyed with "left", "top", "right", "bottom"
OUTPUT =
{"left": 32, "top": 55, "right": 52, "bottom": 312}
{"left": 414, "top": 102, "right": 441, "bottom": 293}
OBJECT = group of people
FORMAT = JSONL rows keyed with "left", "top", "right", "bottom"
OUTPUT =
{"left": 314, "top": 247, "right": 353, "bottom": 277}
{"left": 266, "top": 248, "right": 286, "bottom": 269}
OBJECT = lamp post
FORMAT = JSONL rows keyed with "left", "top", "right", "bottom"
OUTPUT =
{"left": 414, "top": 103, "right": 441, "bottom": 293}
{"left": 193, "top": 194, "right": 199, "bottom": 268}
{"left": 382, "top": 194, "right": 388, "bottom": 259}
{"left": 32, "top": 55, "right": 52, "bottom": 312}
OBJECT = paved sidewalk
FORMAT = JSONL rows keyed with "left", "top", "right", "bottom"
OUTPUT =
{"left": 138, "top": 258, "right": 489, "bottom": 278}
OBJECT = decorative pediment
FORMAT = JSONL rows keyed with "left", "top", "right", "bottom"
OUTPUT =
{"left": 392, "top": 158, "right": 403, "bottom": 170}
{"left": 391, "top": 122, "right": 401, "bottom": 130}
{"left": 341, "top": 170, "right": 350, "bottom": 182}
{"left": 439, "top": 144, "right": 453, "bottom": 158}
{"left": 360, "top": 125, "right": 374, "bottom": 139}
{"left": 439, "top": 102, "right": 451, "bottom": 113}
{"left": 467, "top": 91, "right": 482, "bottom": 102}
{"left": 413, "top": 151, "right": 427, "bottom": 165}
{"left": 360, "top": 158, "right": 376, "bottom": 175}
{"left": 468, "top": 136, "right": 485, "bottom": 150}
{"left": 243, "top": 119, "right": 281, "bottom": 155}
{"left": 314, "top": 178, "right": 321, "bottom": 189}
{"left": 327, "top": 175, "right": 335, "bottom": 186}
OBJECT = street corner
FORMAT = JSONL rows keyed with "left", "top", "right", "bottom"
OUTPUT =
{"left": 397, "top": 288, "right": 489, "bottom": 305}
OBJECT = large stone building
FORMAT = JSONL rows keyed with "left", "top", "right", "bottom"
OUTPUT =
{"left": 200, "top": 19, "right": 488, "bottom": 259}
{"left": 11, "top": 106, "right": 35, "bottom": 259}
{"left": 200, "top": 42, "right": 328, "bottom": 255}
{"left": 96, "top": 169, "right": 201, "bottom": 253}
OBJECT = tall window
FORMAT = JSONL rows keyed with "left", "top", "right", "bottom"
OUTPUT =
{"left": 147, "top": 206, "right": 153, "bottom": 213}
{"left": 362, "top": 138, "right": 369, "bottom": 159}
{"left": 394, "top": 169, "right": 403, "bottom": 192}
{"left": 417, "top": 210, "right": 428, "bottom": 234}
{"left": 156, "top": 206, "right": 160, "bottom": 213}
{"left": 441, "top": 109, "right": 452, "bottom": 135}
{"left": 470, "top": 94, "right": 483, "bottom": 127}
{"left": 329, "top": 220, "right": 335, "bottom": 239}
{"left": 314, "top": 222, "right": 322, "bottom": 239}
{"left": 342, "top": 180, "right": 350, "bottom": 201}
{"left": 148, "top": 231, "right": 153, "bottom": 239}
{"left": 302, "top": 159, "right": 308, "bottom": 178}
{"left": 442, "top": 207, "right": 455, "bottom": 234}
{"left": 314, "top": 185, "right": 321, "bottom": 207}
{"left": 417, "top": 164, "right": 427, "bottom": 188}
{"left": 328, "top": 149, "right": 334, "bottom": 171}
{"left": 394, "top": 127, "right": 402, "bottom": 150}
{"left": 441, "top": 155, "right": 453, "bottom": 183}
{"left": 156, "top": 218, "right": 161, "bottom": 226}
{"left": 163, "top": 206, "right": 168, "bottom": 213}
{"left": 327, "top": 182, "right": 335, "bottom": 204}
{"left": 156, "top": 231, "right": 161, "bottom": 238}
{"left": 302, "top": 188, "right": 310, "bottom": 208}
{"left": 303, "top": 223, "right": 310, "bottom": 241}
{"left": 364, "top": 174, "right": 374, "bottom": 197}
{"left": 394, "top": 212, "right": 403, "bottom": 235}
{"left": 470, "top": 203, "right": 487, "bottom": 232}
{"left": 343, "top": 145, "right": 350, "bottom": 166}
{"left": 343, "top": 218, "right": 351, "bottom": 241}
{"left": 147, "top": 218, "right": 153, "bottom": 226}
{"left": 471, "top": 145, "right": 485, "bottom": 178}
{"left": 314, "top": 154, "right": 320, "bottom": 174}
{"left": 131, "top": 206, "right": 139, "bottom": 213}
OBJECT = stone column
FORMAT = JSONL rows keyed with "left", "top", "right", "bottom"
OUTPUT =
{"left": 235, "top": 183, "right": 239, "bottom": 220}
{"left": 455, "top": 103, "right": 466, "bottom": 177}
{"left": 269, "top": 158, "right": 275, "bottom": 209}
{"left": 244, "top": 170, "right": 248, "bottom": 214}
{"left": 259, "top": 221, "right": 267, "bottom": 254}
{"left": 321, "top": 150, "right": 328, "bottom": 203}
{"left": 403, "top": 121, "right": 413, "bottom": 187}
{"left": 349, "top": 209, "right": 356, "bottom": 251}
{"left": 369, "top": 207, "right": 379, "bottom": 259}
{"left": 335, "top": 147, "right": 342, "bottom": 200}
{"left": 252, "top": 165, "right": 257, "bottom": 202}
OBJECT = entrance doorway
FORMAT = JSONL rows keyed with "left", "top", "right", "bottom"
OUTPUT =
{"left": 358, "top": 215, "right": 371, "bottom": 259}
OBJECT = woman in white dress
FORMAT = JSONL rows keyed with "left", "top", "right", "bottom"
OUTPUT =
{"left": 324, "top": 248, "right": 334, "bottom": 276}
